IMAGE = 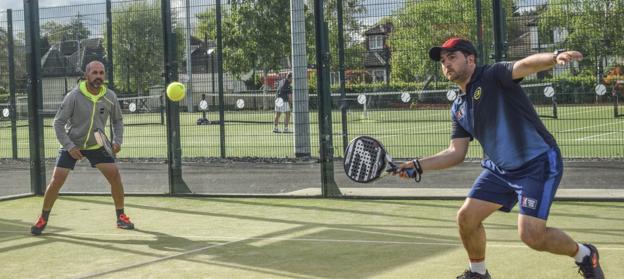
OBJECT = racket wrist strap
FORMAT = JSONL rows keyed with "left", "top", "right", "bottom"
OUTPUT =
{"left": 412, "top": 158, "right": 423, "bottom": 182}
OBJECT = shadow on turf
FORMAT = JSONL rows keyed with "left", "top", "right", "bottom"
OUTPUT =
{"left": 59, "top": 196, "right": 624, "bottom": 241}
{"left": 51, "top": 224, "right": 461, "bottom": 279}
{"left": 64, "top": 196, "right": 465, "bottom": 225}
{"left": 3, "top": 196, "right": 623, "bottom": 278}
{"left": 6, "top": 205, "right": 463, "bottom": 278}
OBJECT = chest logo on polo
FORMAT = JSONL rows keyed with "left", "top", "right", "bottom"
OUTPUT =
{"left": 473, "top": 87, "right": 482, "bottom": 100}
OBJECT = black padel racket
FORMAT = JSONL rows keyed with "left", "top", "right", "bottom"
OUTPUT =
{"left": 343, "top": 136, "right": 417, "bottom": 183}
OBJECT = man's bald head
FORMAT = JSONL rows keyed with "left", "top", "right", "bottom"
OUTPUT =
{"left": 84, "top": 61, "right": 105, "bottom": 92}
{"left": 85, "top": 61, "right": 105, "bottom": 74}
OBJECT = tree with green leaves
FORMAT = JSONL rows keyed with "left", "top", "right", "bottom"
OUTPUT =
{"left": 321, "top": 0, "right": 367, "bottom": 70}
{"left": 194, "top": 0, "right": 365, "bottom": 88}
{"left": 227, "top": 1, "right": 292, "bottom": 77}
{"left": 108, "top": 1, "right": 183, "bottom": 95}
{"left": 195, "top": 8, "right": 225, "bottom": 42}
{"left": 41, "top": 15, "right": 91, "bottom": 44}
{"left": 0, "top": 28, "right": 11, "bottom": 96}
{"left": 0, "top": 27, "right": 27, "bottom": 97}
{"left": 539, "top": 0, "right": 624, "bottom": 76}
{"left": 388, "top": 0, "right": 513, "bottom": 82}
{"left": 196, "top": 0, "right": 294, "bottom": 95}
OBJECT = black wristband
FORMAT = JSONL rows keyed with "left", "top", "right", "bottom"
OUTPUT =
{"left": 412, "top": 158, "right": 423, "bottom": 182}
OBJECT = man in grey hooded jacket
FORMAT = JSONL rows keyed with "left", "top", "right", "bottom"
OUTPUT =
{"left": 31, "top": 61, "right": 134, "bottom": 235}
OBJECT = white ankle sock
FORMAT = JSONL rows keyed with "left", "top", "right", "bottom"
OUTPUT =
{"left": 574, "top": 243, "right": 591, "bottom": 263}
{"left": 469, "top": 261, "right": 487, "bottom": 275}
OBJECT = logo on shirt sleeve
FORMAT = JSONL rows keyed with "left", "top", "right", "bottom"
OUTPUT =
{"left": 455, "top": 102, "right": 465, "bottom": 120}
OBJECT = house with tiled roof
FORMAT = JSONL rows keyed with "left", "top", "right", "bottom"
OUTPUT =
{"left": 363, "top": 23, "right": 393, "bottom": 83}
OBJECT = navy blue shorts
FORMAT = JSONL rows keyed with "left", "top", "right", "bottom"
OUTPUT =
{"left": 468, "top": 148, "right": 563, "bottom": 220}
{"left": 56, "top": 147, "right": 115, "bottom": 170}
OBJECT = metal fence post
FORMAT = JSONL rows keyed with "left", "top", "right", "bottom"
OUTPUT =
{"left": 7, "top": 9, "right": 18, "bottom": 159}
{"left": 162, "top": 0, "right": 189, "bottom": 194}
{"left": 106, "top": 0, "right": 115, "bottom": 90}
{"left": 475, "top": 0, "right": 485, "bottom": 66}
{"left": 492, "top": 0, "right": 505, "bottom": 62}
{"left": 314, "top": 0, "right": 341, "bottom": 197}
{"left": 291, "top": 0, "right": 312, "bottom": 158}
{"left": 216, "top": 0, "right": 226, "bottom": 158}
{"left": 23, "top": 0, "right": 47, "bottom": 195}
{"left": 337, "top": 0, "right": 348, "bottom": 153}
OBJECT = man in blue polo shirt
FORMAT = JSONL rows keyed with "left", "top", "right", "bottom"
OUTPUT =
{"left": 398, "top": 38, "right": 603, "bottom": 279}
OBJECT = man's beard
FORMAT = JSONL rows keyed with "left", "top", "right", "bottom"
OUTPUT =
{"left": 89, "top": 79, "right": 103, "bottom": 89}
{"left": 447, "top": 62, "right": 470, "bottom": 83}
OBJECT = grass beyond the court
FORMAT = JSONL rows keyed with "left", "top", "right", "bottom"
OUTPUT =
{"left": 1, "top": 105, "right": 622, "bottom": 159}
{"left": 1, "top": 197, "right": 622, "bottom": 278}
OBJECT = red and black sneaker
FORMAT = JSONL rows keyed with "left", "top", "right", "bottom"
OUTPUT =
{"left": 117, "top": 214, "right": 134, "bottom": 230}
{"left": 30, "top": 217, "right": 47, "bottom": 236}
{"left": 576, "top": 243, "right": 604, "bottom": 279}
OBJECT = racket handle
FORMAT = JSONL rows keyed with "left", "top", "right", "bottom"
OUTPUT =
{"left": 386, "top": 161, "right": 399, "bottom": 173}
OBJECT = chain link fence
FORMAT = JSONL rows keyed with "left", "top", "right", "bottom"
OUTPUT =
{"left": 0, "top": 0, "right": 622, "bottom": 198}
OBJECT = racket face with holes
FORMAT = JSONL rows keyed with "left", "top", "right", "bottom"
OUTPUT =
{"left": 343, "top": 136, "right": 394, "bottom": 183}
{"left": 94, "top": 128, "right": 115, "bottom": 158}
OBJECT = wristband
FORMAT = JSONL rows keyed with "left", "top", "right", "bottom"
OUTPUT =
{"left": 553, "top": 49, "right": 566, "bottom": 63}
{"left": 411, "top": 158, "right": 423, "bottom": 182}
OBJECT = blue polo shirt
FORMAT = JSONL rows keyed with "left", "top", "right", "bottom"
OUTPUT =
{"left": 450, "top": 62, "right": 556, "bottom": 170}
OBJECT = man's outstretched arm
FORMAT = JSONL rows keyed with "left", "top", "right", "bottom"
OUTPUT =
{"left": 512, "top": 50, "right": 583, "bottom": 80}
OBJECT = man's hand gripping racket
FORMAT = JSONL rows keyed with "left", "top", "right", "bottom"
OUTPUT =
{"left": 343, "top": 136, "right": 422, "bottom": 183}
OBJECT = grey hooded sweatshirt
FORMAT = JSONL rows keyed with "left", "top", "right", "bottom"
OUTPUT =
{"left": 54, "top": 81, "right": 123, "bottom": 151}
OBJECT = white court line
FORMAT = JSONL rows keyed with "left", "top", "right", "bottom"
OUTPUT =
{"left": 576, "top": 132, "right": 619, "bottom": 141}
{"left": 561, "top": 120, "right": 624, "bottom": 133}
{"left": 556, "top": 106, "right": 612, "bottom": 117}
{"left": 558, "top": 138, "right": 624, "bottom": 142}
{"left": 77, "top": 238, "right": 248, "bottom": 279}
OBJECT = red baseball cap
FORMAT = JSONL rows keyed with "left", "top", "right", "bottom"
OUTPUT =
{"left": 429, "top": 37, "right": 477, "bottom": 61}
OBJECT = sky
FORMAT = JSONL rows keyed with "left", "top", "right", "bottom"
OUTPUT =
{"left": 0, "top": 0, "right": 102, "bottom": 11}
{"left": 0, "top": 0, "right": 548, "bottom": 30}
{"left": 1, "top": 0, "right": 548, "bottom": 13}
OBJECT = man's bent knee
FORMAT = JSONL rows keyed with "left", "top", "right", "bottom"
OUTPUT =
{"left": 456, "top": 208, "right": 481, "bottom": 232}
{"left": 518, "top": 216, "right": 548, "bottom": 251}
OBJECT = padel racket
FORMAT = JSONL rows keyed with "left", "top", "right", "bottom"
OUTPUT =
{"left": 94, "top": 128, "right": 115, "bottom": 158}
{"left": 343, "top": 136, "right": 419, "bottom": 183}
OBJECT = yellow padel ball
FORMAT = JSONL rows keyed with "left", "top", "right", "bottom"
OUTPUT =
{"left": 166, "top": 82, "right": 186, "bottom": 102}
